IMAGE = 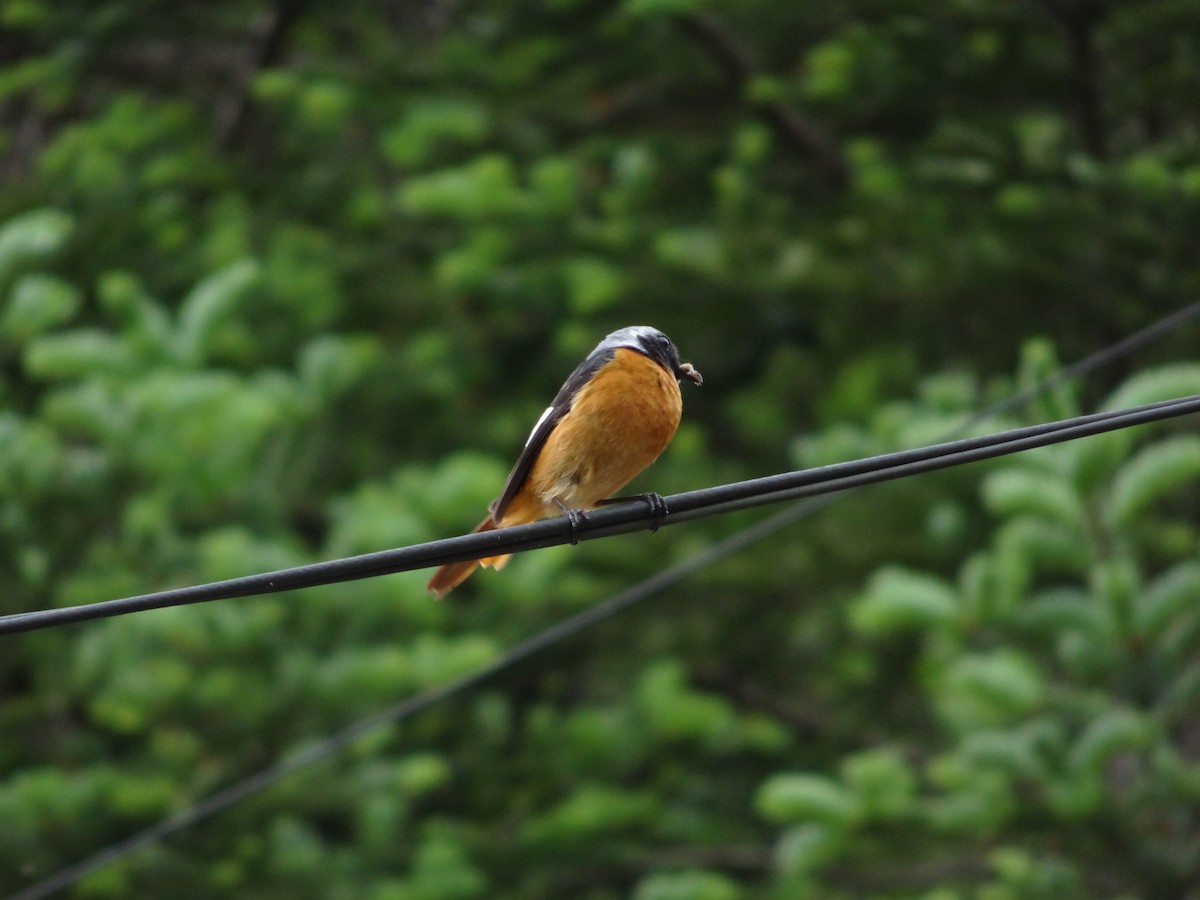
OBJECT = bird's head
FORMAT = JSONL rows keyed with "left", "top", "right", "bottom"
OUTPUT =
{"left": 602, "top": 325, "right": 702, "bottom": 386}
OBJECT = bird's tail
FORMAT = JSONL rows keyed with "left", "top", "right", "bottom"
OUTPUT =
{"left": 426, "top": 515, "right": 512, "bottom": 597}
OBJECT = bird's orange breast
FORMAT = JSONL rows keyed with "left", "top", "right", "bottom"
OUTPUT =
{"left": 497, "top": 348, "right": 683, "bottom": 526}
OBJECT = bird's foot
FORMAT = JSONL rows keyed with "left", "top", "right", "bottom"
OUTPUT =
{"left": 638, "top": 492, "right": 669, "bottom": 532}
{"left": 552, "top": 498, "right": 589, "bottom": 545}
{"left": 596, "top": 492, "right": 669, "bottom": 532}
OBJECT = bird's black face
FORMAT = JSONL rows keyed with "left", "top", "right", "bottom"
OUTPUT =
{"left": 631, "top": 328, "right": 703, "bottom": 386}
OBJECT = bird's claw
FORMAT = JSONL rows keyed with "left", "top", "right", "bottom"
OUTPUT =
{"left": 639, "top": 492, "right": 669, "bottom": 532}
{"left": 553, "top": 498, "right": 588, "bottom": 545}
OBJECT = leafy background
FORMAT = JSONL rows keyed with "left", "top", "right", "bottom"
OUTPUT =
{"left": 3, "top": 1, "right": 1200, "bottom": 897}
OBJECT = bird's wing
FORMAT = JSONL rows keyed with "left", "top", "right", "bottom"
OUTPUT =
{"left": 490, "top": 347, "right": 616, "bottom": 520}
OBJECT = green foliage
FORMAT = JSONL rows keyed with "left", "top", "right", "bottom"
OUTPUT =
{"left": 0, "top": 208, "right": 73, "bottom": 284}
{"left": 3, "top": 2, "right": 1200, "bottom": 898}
{"left": 2, "top": 272, "right": 80, "bottom": 341}
{"left": 1107, "top": 436, "right": 1200, "bottom": 525}
{"left": 851, "top": 567, "right": 960, "bottom": 634}
{"left": 755, "top": 774, "right": 858, "bottom": 828}
{"left": 770, "top": 364, "right": 1200, "bottom": 895}
{"left": 632, "top": 870, "right": 742, "bottom": 900}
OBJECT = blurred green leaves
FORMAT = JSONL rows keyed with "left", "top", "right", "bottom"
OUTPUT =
{"left": 1, "top": 273, "right": 81, "bottom": 341}
{"left": 381, "top": 100, "right": 491, "bottom": 168}
{"left": 399, "top": 155, "right": 530, "bottom": 221}
{"left": 851, "top": 567, "right": 959, "bottom": 634}
{"left": 3, "top": 1, "right": 1200, "bottom": 898}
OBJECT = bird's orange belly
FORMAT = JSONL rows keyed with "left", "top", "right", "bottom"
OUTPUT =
{"left": 501, "top": 348, "right": 683, "bottom": 523}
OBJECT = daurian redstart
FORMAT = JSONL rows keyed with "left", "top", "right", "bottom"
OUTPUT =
{"left": 427, "top": 325, "right": 701, "bottom": 596}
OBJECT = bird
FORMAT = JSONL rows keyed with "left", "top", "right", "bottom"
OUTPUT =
{"left": 427, "top": 325, "right": 702, "bottom": 596}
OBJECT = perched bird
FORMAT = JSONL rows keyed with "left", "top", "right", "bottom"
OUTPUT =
{"left": 427, "top": 325, "right": 702, "bottom": 596}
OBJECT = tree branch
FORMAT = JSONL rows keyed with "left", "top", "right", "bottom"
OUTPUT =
{"left": 675, "top": 11, "right": 851, "bottom": 190}
{"left": 1037, "top": 0, "right": 1111, "bottom": 159}
{"left": 214, "top": 1, "right": 304, "bottom": 150}
{"left": 1062, "top": 13, "right": 1108, "bottom": 159}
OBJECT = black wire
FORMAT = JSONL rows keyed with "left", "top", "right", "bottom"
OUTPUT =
{"left": 9, "top": 302, "right": 1200, "bottom": 900}
{"left": 662, "top": 394, "right": 1200, "bottom": 522}
{"left": 976, "top": 301, "right": 1200, "bottom": 424}
{"left": 717, "top": 299, "right": 1200, "bottom": 536}
{"left": 2, "top": 394, "right": 1200, "bottom": 638}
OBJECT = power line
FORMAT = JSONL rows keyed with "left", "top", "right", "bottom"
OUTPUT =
{"left": 8, "top": 300, "right": 1199, "bottom": 639}
{"left": 2, "top": 394, "right": 1199, "bottom": 639}
{"left": 718, "top": 299, "right": 1200, "bottom": 534}
{"left": 977, "top": 301, "right": 1200, "bottom": 423}
{"left": 7, "top": 302, "right": 1200, "bottom": 900}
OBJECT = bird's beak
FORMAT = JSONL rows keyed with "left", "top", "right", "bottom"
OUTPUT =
{"left": 678, "top": 362, "right": 703, "bottom": 386}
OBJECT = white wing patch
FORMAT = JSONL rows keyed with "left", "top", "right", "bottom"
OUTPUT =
{"left": 527, "top": 406, "right": 555, "bottom": 446}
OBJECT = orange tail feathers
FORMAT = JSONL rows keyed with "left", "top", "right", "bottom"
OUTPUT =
{"left": 426, "top": 515, "right": 513, "bottom": 598}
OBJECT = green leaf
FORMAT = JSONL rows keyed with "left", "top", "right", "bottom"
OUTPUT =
{"left": 24, "top": 328, "right": 135, "bottom": 379}
{"left": 1015, "top": 588, "right": 1108, "bottom": 638}
{"left": 97, "top": 270, "right": 173, "bottom": 349}
{"left": 958, "top": 727, "right": 1048, "bottom": 781}
{"left": 381, "top": 99, "right": 490, "bottom": 167}
{"left": 396, "top": 758, "right": 451, "bottom": 801}
{"left": 267, "top": 817, "right": 324, "bottom": 879}
{"left": 563, "top": 256, "right": 625, "bottom": 313}
{"left": 654, "top": 227, "right": 726, "bottom": 276}
{"left": 565, "top": 707, "right": 647, "bottom": 772}
{"left": 1159, "top": 663, "right": 1200, "bottom": 724}
{"left": 1064, "top": 427, "right": 1129, "bottom": 495}
{"left": 1015, "top": 113, "right": 1067, "bottom": 171}
{"left": 408, "top": 634, "right": 497, "bottom": 687}
{"left": 1103, "top": 364, "right": 1200, "bottom": 412}
{"left": 1071, "top": 365, "right": 1200, "bottom": 486}
{"left": 0, "top": 208, "right": 73, "bottom": 285}
{"left": 934, "top": 650, "right": 1045, "bottom": 729}
{"left": 839, "top": 748, "right": 917, "bottom": 820}
{"left": 175, "top": 259, "right": 260, "bottom": 365}
{"left": 848, "top": 138, "right": 903, "bottom": 200}
{"left": 432, "top": 228, "right": 512, "bottom": 291}
{"left": 399, "top": 154, "right": 528, "bottom": 219}
{"left": 1136, "top": 562, "right": 1200, "bottom": 641}
{"left": 529, "top": 156, "right": 580, "bottom": 215}
{"left": 635, "top": 660, "right": 737, "bottom": 744}
{"left": 1068, "top": 709, "right": 1154, "bottom": 776}
{"left": 298, "top": 335, "right": 382, "bottom": 402}
{"left": 1107, "top": 436, "right": 1200, "bottom": 525}
{"left": 1121, "top": 153, "right": 1174, "bottom": 194}
{"left": 982, "top": 468, "right": 1085, "bottom": 529}
{"left": 402, "top": 824, "right": 487, "bottom": 899}
{"left": 755, "top": 773, "right": 858, "bottom": 827}
{"left": 773, "top": 823, "right": 849, "bottom": 875}
{"left": 0, "top": 54, "right": 62, "bottom": 103}
{"left": 805, "top": 39, "right": 856, "bottom": 101}
{"left": 313, "top": 646, "right": 414, "bottom": 706}
{"left": 923, "top": 763, "right": 1016, "bottom": 833}
{"left": 522, "top": 784, "right": 657, "bottom": 845}
{"left": 1015, "top": 337, "right": 1078, "bottom": 422}
{"left": 251, "top": 68, "right": 299, "bottom": 103}
{"left": 1, "top": 273, "right": 81, "bottom": 341}
{"left": 851, "top": 566, "right": 959, "bottom": 635}
{"left": 632, "top": 870, "right": 743, "bottom": 900}
{"left": 996, "top": 183, "right": 1043, "bottom": 218}
{"left": 988, "top": 847, "right": 1083, "bottom": 895}
{"left": 299, "top": 79, "right": 353, "bottom": 129}
{"left": 995, "top": 517, "right": 1091, "bottom": 576}
{"left": 0, "top": 412, "right": 66, "bottom": 496}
